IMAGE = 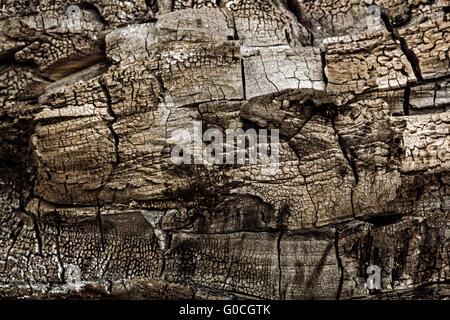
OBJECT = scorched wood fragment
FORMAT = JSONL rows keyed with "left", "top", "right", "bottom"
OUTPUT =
{"left": 0, "top": 0, "right": 448, "bottom": 300}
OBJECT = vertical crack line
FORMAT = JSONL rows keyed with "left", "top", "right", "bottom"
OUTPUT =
{"left": 233, "top": 17, "right": 239, "bottom": 40}
{"left": 99, "top": 79, "right": 120, "bottom": 167}
{"left": 3, "top": 220, "right": 24, "bottom": 272}
{"left": 432, "top": 82, "right": 438, "bottom": 109}
{"left": 159, "top": 250, "right": 166, "bottom": 279}
{"left": 334, "top": 228, "right": 344, "bottom": 300}
{"left": 161, "top": 232, "right": 173, "bottom": 280}
{"left": 260, "top": 54, "right": 279, "bottom": 92}
{"left": 241, "top": 58, "right": 247, "bottom": 100}
{"left": 350, "top": 188, "right": 356, "bottom": 219}
{"left": 55, "top": 226, "right": 65, "bottom": 283}
{"left": 25, "top": 195, "right": 43, "bottom": 256}
{"left": 277, "top": 231, "right": 284, "bottom": 300}
{"left": 321, "top": 50, "right": 328, "bottom": 86}
{"left": 303, "top": 174, "right": 318, "bottom": 226}
{"left": 96, "top": 204, "right": 105, "bottom": 252}
{"left": 100, "top": 254, "right": 111, "bottom": 280}
{"left": 403, "top": 85, "right": 411, "bottom": 115}
{"left": 331, "top": 113, "right": 359, "bottom": 185}
{"left": 380, "top": 11, "right": 423, "bottom": 82}
{"left": 222, "top": 254, "right": 234, "bottom": 290}
{"left": 145, "top": 27, "right": 152, "bottom": 58}
{"left": 31, "top": 215, "right": 43, "bottom": 256}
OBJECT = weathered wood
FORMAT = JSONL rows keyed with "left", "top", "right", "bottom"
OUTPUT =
{"left": 0, "top": 0, "right": 448, "bottom": 299}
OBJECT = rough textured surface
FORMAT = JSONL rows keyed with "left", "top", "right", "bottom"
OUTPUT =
{"left": 0, "top": 0, "right": 448, "bottom": 300}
